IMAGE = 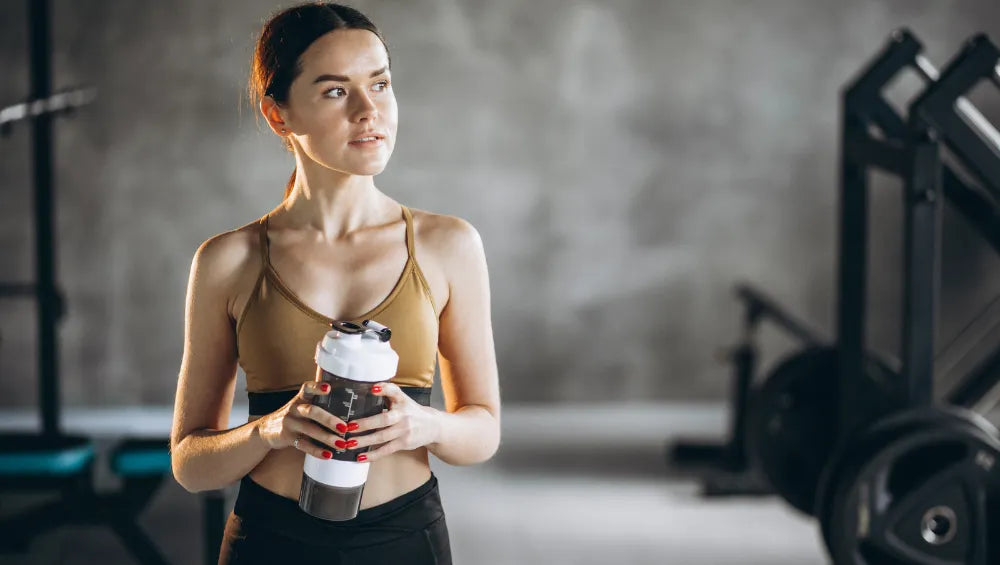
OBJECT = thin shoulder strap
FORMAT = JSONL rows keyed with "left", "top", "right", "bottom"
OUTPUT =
{"left": 258, "top": 215, "right": 272, "bottom": 267}
{"left": 400, "top": 205, "right": 438, "bottom": 313}
{"left": 401, "top": 205, "right": 416, "bottom": 257}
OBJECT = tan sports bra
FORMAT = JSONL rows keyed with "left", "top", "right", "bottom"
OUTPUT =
{"left": 235, "top": 205, "right": 439, "bottom": 414}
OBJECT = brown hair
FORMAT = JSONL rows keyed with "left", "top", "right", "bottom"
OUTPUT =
{"left": 247, "top": 2, "right": 391, "bottom": 200}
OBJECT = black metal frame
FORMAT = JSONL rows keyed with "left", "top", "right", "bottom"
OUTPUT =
{"left": 10, "top": 0, "right": 66, "bottom": 437}
{"left": 840, "top": 32, "right": 1000, "bottom": 257}
{"left": 727, "top": 284, "right": 827, "bottom": 473}
{"left": 910, "top": 35, "right": 1000, "bottom": 205}
{"left": 909, "top": 35, "right": 1000, "bottom": 412}
{"left": 666, "top": 283, "right": 824, "bottom": 495}
{"left": 840, "top": 30, "right": 931, "bottom": 436}
{"left": 0, "top": 2, "right": 227, "bottom": 563}
{"left": 673, "top": 29, "right": 1000, "bottom": 499}
{"left": 838, "top": 29, "right": 1000, "bottom": 440}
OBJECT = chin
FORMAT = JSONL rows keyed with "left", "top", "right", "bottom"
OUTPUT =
{"left": 349, "top": 161, "right": 389, "bottom": 176}
{"left": 323, "top": 155, "right": 388, "bottom": 177}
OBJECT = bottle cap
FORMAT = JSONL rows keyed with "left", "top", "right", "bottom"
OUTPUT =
{"left": 314, "top": 320, "right": 398, "bottom": 382}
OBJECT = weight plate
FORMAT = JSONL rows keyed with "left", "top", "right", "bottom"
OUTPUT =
{"left": 821, "top": 407, "right": 1000, "bottom": 565}
{"left": 816, "top": 407, "right": 962, "bottom": 556}
{"left": 747, "top": 346, "right": 896, "bottom": 516}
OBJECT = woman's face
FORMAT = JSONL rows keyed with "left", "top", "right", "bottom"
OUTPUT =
{"left": 277, "top": 29, "right": 397, "bottom": 177}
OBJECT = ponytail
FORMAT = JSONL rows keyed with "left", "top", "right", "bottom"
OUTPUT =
{"left": 283, "top": 168, "right": 296, "bottom": 200}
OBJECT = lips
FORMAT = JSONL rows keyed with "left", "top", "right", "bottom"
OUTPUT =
{"left": 349, "top": 132, "right": 385, "bottom": 144}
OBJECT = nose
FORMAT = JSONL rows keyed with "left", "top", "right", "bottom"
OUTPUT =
{"left": 351, "top": 91, "right": 378, "bottom": 123}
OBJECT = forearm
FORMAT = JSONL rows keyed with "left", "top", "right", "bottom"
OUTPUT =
{"left": 172, "top": 419, "right": 272, "bottom": 493}
{"left": 426, "top": 405, "right": 500, "bottom": 466}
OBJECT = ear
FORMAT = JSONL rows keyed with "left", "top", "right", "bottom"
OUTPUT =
{"left": 260, "top": 95, "right": 290, "bottom": 135}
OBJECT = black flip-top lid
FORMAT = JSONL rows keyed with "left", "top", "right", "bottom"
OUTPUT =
{"left": 330, "top": 320, "right": 392, "bottom": 342}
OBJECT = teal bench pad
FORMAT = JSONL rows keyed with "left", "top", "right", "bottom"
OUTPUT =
{"left": 0, "top": 434, "right": 95, "bottom": 476}
{"left": 110, "top": 438, "right": 172, "bottom": 476}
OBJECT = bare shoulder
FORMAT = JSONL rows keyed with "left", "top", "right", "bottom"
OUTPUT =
{"left": 192, "top": 220, "right": 260, "bottom": 276}
{"left": 408, "top": 207, "right": 484, "bottom": 260}
{"left": 406, "top": 208, "right": 487, "bottom": 311}
{"left": 187, "top": 219, "right": 264, "bottom": 318}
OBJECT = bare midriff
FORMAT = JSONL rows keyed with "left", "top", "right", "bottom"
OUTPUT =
{"left": 246, "top": 415, "right": 432, "bottom": 508}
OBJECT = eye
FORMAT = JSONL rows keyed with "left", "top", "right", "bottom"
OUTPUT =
{"left": 372, "top": 80, "right": 389, "bottom": 92}
{"left": 323, "top": 87, "right": 347, "bottom": 99}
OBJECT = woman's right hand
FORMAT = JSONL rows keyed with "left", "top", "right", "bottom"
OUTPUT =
{"left": 256, "top": 380, "right": 353, "bottom": 457}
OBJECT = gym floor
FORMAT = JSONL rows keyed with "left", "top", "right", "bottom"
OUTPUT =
{"left": 0, "top": 403, "right": 826, "bottom": 565}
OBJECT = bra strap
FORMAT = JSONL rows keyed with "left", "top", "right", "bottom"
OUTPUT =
{"left": 258, "top": 215, "right": 271, "bottom": 267}
{"left": 401, "top": 205, "right": 416, "bottom": 258}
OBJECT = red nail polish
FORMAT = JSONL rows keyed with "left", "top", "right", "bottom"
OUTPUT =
{"left": 347, "top": 422, "right": 359, "bottom": 431}
{"left": 322, "top": 451, "right": 332, "bottom": 459}
{"left": 320, "top": 383, "right": 330, "bottom": 392}
{"left": 347, "top": 440, "right": 358, "bottom": 448}
{"left": 372, "top": 385, "right": 382, "bottom": 393}
{"left": 335, "top": 440, "right": 347, "bottom": 449}
{"left": 357, "top": 454, "right": 368, "bottom": 462}
{"left": 336, "top": 423, "right": 348, "bottom": 433}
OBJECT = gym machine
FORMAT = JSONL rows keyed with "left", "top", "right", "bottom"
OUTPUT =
{"left": 669, "top": 28, "right": 1000, "bottom": 564}
{"left": 812, "top": 29, "right": 1000, "bottom": 565}
{"left": 0, "top": 2, "right": 225, "bottom": 563}
{"left": 755, "top": 28, "right": 1000, "bottom": 564}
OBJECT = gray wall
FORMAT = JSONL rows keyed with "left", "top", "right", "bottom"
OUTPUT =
{"left": 2, "top": 0, "right": 999, "bottom": 408}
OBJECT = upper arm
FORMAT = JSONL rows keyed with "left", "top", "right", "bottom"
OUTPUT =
{"left": 434, "top": 218, "right": 500, "bottom": 419}
{"left": 170, "top": 232, "right": 247, "bottom": 451}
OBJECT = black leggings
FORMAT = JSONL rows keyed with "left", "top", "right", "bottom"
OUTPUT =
{"left": 218, "top": 474, "right": 452, "bottom": 564}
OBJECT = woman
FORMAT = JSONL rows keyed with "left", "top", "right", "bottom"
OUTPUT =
{"left": 169, "top": 3, "right": 501, "bottom": 563}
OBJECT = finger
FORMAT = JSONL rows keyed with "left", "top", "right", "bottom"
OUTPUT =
{"left": 294, "top": 437, "right": 333, "bottom": 460}
{"left": 292, "top": 418, "right": 346, "bottom": 452}
{"left": 294, "top": 402, "right": 348, "bottom": 434}
{"left": 350, "top": 423, "right": 405, "bottom": 450}
{"left": 360, "top": 437, "right": 406, "bottom": 463}
{"left": 372, "top": 382, "right": 408, "bottom": 404}
{"left": 298, "top": 380, "right": 331, "bottom": 400}
{"left": 350, "top": 408, "right": 402, "bottom": 433}
{"left": 288, "top": 428, "right": 334, "bottom": 460}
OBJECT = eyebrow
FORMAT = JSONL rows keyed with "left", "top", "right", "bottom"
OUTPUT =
{"left": 312, "top": 66, "right": 388, "bottom": 84}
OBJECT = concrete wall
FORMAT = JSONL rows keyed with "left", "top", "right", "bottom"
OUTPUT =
{"left": 2, "top": 0, "right": 999, "bottom": 408}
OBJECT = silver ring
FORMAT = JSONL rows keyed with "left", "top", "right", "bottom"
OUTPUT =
{"left": 293, "top": 437, "right": 300, "bottom": 449}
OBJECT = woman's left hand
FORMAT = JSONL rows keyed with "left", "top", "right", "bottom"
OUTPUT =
{"left": 347, "top": 382, "right": 442, "bottom": 462}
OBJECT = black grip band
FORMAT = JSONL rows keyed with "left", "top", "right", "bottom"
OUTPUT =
{"left": 248, "top": 386, "right": 431, "bottom": 416}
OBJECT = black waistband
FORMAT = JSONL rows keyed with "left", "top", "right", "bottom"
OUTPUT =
{"left": 248, "top": 386, "right": 432, "bottom": 416}
{"left": 233, "top": 473, "right": 442, "bottom": 546}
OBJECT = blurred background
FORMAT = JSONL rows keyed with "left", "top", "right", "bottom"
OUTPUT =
{"left": 2, "top": 0, "right": 999, "bottom": 564}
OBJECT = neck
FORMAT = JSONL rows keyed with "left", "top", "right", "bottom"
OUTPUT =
{"left": 273, "top": 158, "right": 394, "bottom": 240}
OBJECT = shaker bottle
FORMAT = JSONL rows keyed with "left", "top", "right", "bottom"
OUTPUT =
{"left": 298, "top": 319, "right": 398, "bottom": 521}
